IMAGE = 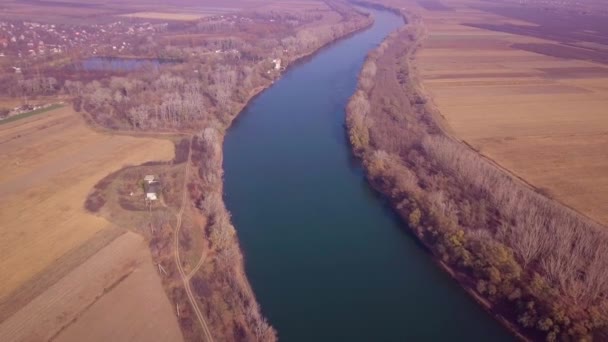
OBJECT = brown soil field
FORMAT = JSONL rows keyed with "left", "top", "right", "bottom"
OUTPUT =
{"left": 412, "top": 0, "right": 608, "bottom": 225}
{"left": 0, "top": 232, "right": 182, "bottom": 342}
{"left": 0, "top": 106, "right": 181, "bottom": 340}
{"left": 53, "top": 232, "right": 183, "bottom": 342}
{"left": 0, "top": 106, "right": 173, "bottom": 298}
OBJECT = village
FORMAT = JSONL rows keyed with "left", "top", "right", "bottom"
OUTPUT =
{"left": 0, "top": 8, "right": 319, "bottom": 60}
{"left": 0, "top": 20, "right": 170, "bottom": 61}
{"left": 0, "top": 9, "right": 310, "bottom": 79}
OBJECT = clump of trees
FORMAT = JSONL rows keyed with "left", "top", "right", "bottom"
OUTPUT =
{"left": 63, "top": 0, "right": 372, "bottom": 133}
{"left": 347, "top": 22, "right": 608, "bottom": 342}
{"left": 346, "top": 89, "right": 371, "bottom": 153}
{"left": 286, "top": 15, "right": 371, "bottom": 53}
{"left": 17, "top": 77, "right": 59, "bottom": 96}
{"left": 72, "top": 64, "right": 256, "bottom": 130}
{"left": 0, "top": 75, "right": 60, "bottom": 97}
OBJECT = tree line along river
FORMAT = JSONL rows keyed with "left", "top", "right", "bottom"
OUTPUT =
{"left": 223, "top": 7, "right": 513, "bottom": 342}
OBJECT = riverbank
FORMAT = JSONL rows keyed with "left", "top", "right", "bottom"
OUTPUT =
{"left": 193, "top": 9, "right": 375, "bottom": 340}
{"left": 346, "top": 2, "right": 608, "bottom": 341}
{"left": 207, "top": 9, "right": 375, "bottom": 331}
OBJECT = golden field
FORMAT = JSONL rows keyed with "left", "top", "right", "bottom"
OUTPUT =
{"left": 117, "top": 1, "right": 334, "bottom": 23}
{"left": 413, "top": 1, "right": 608, "bottom": 225}
{"left": 0, "top": 107, "right": 182, "bottom": 341}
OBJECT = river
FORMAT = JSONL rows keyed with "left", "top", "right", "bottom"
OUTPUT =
{"left": 223, "top": 8, "right": 513, "bottom": 341}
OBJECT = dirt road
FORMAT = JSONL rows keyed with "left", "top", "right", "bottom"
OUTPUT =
{"left": 173, "top": 137, "right": 214, "bottom": 342}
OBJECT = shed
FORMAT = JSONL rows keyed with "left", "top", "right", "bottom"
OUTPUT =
{"left": 272, "top": 58, "right": 281, "bottom": 70}
{"left": 145, "top": 181, "right": 161, "bottom": 201}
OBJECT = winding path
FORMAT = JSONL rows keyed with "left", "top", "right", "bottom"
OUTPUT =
{"left": 187, "top": 252, "right": 207, "bottom": 280}
{"left": 174, "top": 137, "right": 214, "bottom": 342}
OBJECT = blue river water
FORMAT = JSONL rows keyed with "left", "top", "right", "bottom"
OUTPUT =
{"left": 223, "top": 8, "right": 513, "bottom": 342}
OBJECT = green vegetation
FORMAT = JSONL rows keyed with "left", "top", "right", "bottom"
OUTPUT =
{"left": 0, "top": 104, "right": 63, "bottom": 125}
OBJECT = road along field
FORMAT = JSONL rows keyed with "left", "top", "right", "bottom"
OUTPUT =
{"left": 413, "top": 1, "right": 608, "bottom": 226}
{"left": 0, "top": 106, "right": 182, "bottom": 341}
{"left": 53, "top": 232, "right": 184, "bottom": 342}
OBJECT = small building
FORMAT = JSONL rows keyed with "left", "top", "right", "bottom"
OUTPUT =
{"left": 145, "top": 181, "right": 160, "bottom": 201}
{"left": 143, "top": 175, "right": 160, "bottom": 201}
{"left": 272, "top": 58, "right": 281, "bottom": 70}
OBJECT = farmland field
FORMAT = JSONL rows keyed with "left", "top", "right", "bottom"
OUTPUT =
{"left": 116, "top": 0, "right": 333, "bottom": 22}
{"left": 0, "top": 0, "right": 333, "bottom": 23}
{"left": 414, "top": 0, "right": 608, "bottom": 225}
{"left": 0, "top": 106, "right": 181, "bottom": 340}
{"left": 53, "top": 232, "right": 184, "bottom": 342}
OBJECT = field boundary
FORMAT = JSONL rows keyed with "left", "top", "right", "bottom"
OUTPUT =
{"left": 407, "top": 10, "right": 608, "bottom": 229}
{"left": 0, "top": 226, "right": 125, "bottom": 323}
{"left": 0, "top": 104, "right": 64, "bottom": 126}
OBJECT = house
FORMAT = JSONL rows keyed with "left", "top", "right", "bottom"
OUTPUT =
{"left": 272, "top": 58, "right": 281, "bottom": 70}
{"left": 146, "top": 182, "right": 160, "bottom": 201}
{"left": 143, "top": 175, "right": 160, "bottom": 201}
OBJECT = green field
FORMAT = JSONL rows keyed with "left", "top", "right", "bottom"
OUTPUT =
{"left": 0, "top": 104, "right": 64, "bottom": 125}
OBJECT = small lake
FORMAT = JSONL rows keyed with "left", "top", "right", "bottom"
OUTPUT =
{"left": 78, "top": 57, "right": 175, "bottom": 72}
{"left": 223, "top": 7, "right": 514, "bottom": 342}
